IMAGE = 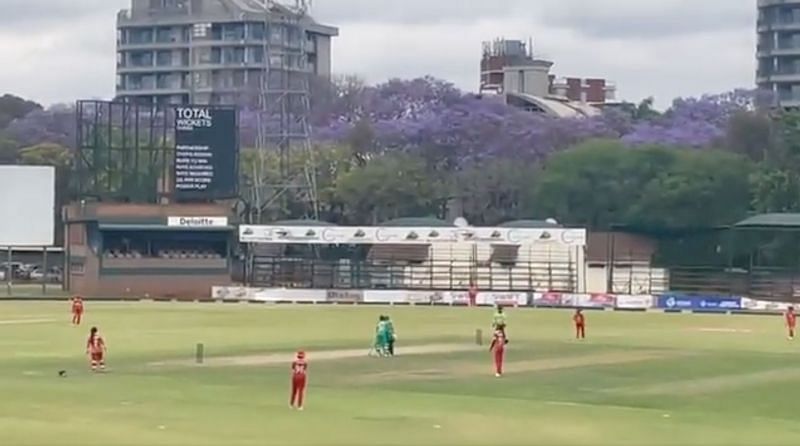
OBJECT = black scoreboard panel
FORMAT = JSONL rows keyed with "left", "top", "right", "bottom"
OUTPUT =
{"left": 172, "top": 106, "right": 238, "bottom": 200}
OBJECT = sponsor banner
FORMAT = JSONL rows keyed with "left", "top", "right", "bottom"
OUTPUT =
{"left": 250, "top": 288, "right": 326, "bottom": 303}
{"left": 741, "top": 298, "right": 793, "bottom": 312}
{"left": 615, "top": 295, "right": 654, "bottom": 309}
{"left": 531, "top": 292, "right": 565, "bottom": 307}
{"left": 168, "top": 216, "right": 229, "bottom": 228}
{"left": 326, "top": 289, "right": 364, "bottom": 303}
{"left": 361, "top": 290, "right": 525, "bottom": 306}
{"left": 211, "top": 286, "right": 252, "bottom": 300}
{"left": 478, "top": 292, "right": 528, "bottom": 307}
{"left": 363, "top": 290, "right": 445, "bottom": 304}
{"left": 657, "top": 294, "right": 742, "bottom": 310}
{"left": 561, "top": 293, "right": 616, "bottom": 308}
{"left": 238, "top": 225, "right": 586, "bottom": 247}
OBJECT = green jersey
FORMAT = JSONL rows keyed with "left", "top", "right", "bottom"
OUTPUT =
{"left": 376, "top": 320, "right": 388, "bottom": 335}
{"left": 385, "top": 320, "right": 395, "bottom": 336}
{"left": 493, "top": 312, "right": 507, "bottom": 327}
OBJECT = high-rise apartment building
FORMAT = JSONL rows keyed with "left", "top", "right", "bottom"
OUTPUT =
{"left": 116, "top": 0, "right": 338, "bottom": 106}
{"left": 757, "top": 0, "right": 800, "bottom": 107}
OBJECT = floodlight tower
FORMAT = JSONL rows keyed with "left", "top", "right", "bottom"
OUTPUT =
{"left": 249, "top": 0, "right": 318, "bottom": 223}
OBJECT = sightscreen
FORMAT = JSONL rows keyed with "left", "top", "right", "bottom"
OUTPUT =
{"left": 172, "top": 106, "right": 239, "bottom": 200}
{"left": 0, "top": 165, "right": 55, "bottom": 246}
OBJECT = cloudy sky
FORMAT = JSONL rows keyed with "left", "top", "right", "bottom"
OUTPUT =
{"left": 0, "top": 0, "right": 755, "bottom": 108}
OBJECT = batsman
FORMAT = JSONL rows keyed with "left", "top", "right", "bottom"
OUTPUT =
{"left": 374, "top": 315, "right": 390, "bottom": 356}
{"left": 492, "top": 305, "right": 508, "bottom": 343}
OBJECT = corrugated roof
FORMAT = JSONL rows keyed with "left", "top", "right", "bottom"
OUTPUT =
{"left": 380, "top": 218, "right": 452, "bottom": 227}
{"left": 733, "top": 213, "right": 800, "bottom": 228}
{"left": 498, "top": 220, "right": 561, "bottom": 228}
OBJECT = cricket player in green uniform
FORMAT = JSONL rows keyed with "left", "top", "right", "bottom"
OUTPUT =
{"left": 493, "top": 306, "right": 508, "bottom": 342}
{"left": 374, "top": 315, "right": 389, "bottom": 356}
{"left": 385, "top": 316, "right": 396, "bottom": 356}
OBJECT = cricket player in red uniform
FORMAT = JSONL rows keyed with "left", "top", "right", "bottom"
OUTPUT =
{"left": 489, "top": 328, "right": 506, "bottom": 377}
{"left": 71, "top": 296, "right": 84, "bottom": 325}
{"left": 290, "top": 351, "right": 308, "bottom": 410}
{"left": 86, "top": 326, "right": 107, "bottom": 372}
{"left": 786, "top": 306, "right": 796, "bottom": 340}
{"left": 573, "top": 309, "right": 586, "bottom": 340}
{"left": 468, "top": 283, "right": 478, "bottom": 307}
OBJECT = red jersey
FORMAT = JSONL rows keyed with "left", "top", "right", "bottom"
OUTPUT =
{"left": 72, "top": 299, "right": 84, "bottom": 313}
{"left": 87, "top": 334, "right": 105, "bottom": 354}
{"left": 490, "top": 330, "right": 506, "bottom": 352}
{"left": 786, "top": 311, "right": 797, "bottom": 327}
{"left": 574, "top": 313, "right": 585, "bottom": 326}
{"left": 292, "top": 359, "right": 308, "bottom": 377}
{"left": 468, "top": 286, "right": 478, "bottom": 299}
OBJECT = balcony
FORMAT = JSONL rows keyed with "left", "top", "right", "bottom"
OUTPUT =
{"left": 758, "top": 45, "right": 800, "bottom": 57}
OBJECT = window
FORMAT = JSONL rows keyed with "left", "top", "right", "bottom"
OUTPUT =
{"left": 232, "top": 71, "right": 245, "bottom": 87}
{"left": 194, "top": 71, "right": 211, "bottom": 88}
{"left": 223, "top": 47, "right": 245, "bottom": 64}
{"left": 130, "top": 51, "right": 153, "bottom": 67}
{"left": 70, "top": 262, "right": 85, "bottom": 275}
{"left": 156, "top": 50, "right": 173, "bottom": 66}
{"left": 156, "top": 27, "right": 176, "bottom": 43}
{"left": 195, "top": 47, "right": 212, "bottom": 64}
{"left": 250, "top": 23, "right": 265, "bottom": 40}
{"left": 223, "top": 23, "right": 245, "bottom": 41}
{"left": 129, "top": 28, "right": 153, "bottom": 44}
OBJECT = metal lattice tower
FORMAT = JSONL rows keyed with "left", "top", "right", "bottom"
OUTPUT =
{"left": 248, "top": 0, "right": 318, "bottom": 224}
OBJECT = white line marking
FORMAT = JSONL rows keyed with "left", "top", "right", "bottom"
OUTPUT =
{"left": 0, "top": 318, "right": 56, "bottom": 325}
{"left": 696, "top": 328, "right": 753, "bottom": 334}
{"left": 545, "top": 401, "right": 666, "bottom": 413}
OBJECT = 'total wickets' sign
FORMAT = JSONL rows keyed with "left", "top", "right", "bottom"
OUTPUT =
{"left": 173, "top": 106, "right": 238, "bottom": 199}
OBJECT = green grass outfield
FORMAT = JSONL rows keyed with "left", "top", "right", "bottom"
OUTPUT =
{"left": 1, "top": 302, "right": 799, "bottom": 445}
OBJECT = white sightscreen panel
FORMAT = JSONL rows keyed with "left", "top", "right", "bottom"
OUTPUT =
{"left": 0, "top": 166, "right": 55, "bottom": 247}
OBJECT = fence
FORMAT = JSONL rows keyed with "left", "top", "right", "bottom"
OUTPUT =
{"left": 669, "top": 266, "right": 800, "bottom": 303}
{"left": 249, "top": 256, "right": 580, "bottom": 292}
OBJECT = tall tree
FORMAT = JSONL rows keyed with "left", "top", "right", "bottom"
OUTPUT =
{"left": 0, "top": 94, "right": 42, "bottom": 129}
{"left": 0, "top": 137, "right": 19, "bottom": 164}
{"left": 336, "top": 153, "right": 439, "bottom": 225}
{"left": 532, "top": 139, "right": 752, "bottom": 230}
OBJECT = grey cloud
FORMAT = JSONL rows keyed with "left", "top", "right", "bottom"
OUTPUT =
{"left": 0, "top": 0, "right": 126, "bottom": 27}
{"left": 310, "top": 0, "right": 532, "bottom": 25}
{"left": 539, "top": 0, "right": 754, "bottom": 39}
{"left": 312, "top": 0, "right": 754, "bottom": 40}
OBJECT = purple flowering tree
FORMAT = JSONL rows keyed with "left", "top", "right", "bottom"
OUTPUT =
{"left": 622, "top": 90, "right": 758, "bottom": 148}
{"left": 5, "top": 104, "right": 76, "bottom": 149}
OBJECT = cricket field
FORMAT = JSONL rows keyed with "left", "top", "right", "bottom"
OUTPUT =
{"left": 1, "top": 302, "right": 799, "bottom": 445}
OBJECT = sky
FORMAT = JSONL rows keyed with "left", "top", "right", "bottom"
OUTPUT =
{"left": 0, "top": 0, "right": 756, "bottom": 108}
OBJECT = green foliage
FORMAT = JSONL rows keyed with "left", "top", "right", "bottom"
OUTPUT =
{"left": 336, "top": 152, "right": 439, "bottom": 224}
{"left": 0, "top": 94, "right": 41, "bottom": 129}
{"left": 532, "top": 140, "right": 753, "bottom": 230}
{"left": 17, "top": 143, "right": 72, "bottom": 168}
{"left": 0, "top": 137, "right": 19, "bottom": 163}
{"left": 452, "top": 159, "right": 538, "bottom": 226}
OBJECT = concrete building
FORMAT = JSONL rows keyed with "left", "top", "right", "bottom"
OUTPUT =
{"left": 757, "top": 0, "right": 800, "bottom": 107}
{"left": 116, "top": 0, "right": 338, "bottom": 106}
{"left": 479, "top": 39, "right": 617, "bottom": 118}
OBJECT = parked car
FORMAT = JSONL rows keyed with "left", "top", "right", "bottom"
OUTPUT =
{"left": 0, "top": 262, "right": 24, "bottom": 279}
{"left": 29, "top": 266, "right": 62, "bottom": 283}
